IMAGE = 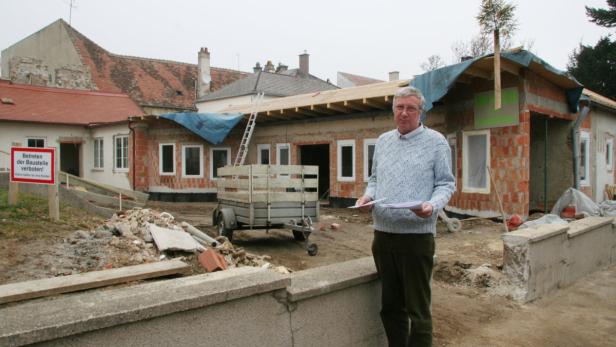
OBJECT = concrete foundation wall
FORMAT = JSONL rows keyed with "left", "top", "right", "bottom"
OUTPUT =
{"left": 0, "top": 258, "right": 386, "bottom": 347}
{"left": 502, "top": 217, "right": 616, "bottom": 302}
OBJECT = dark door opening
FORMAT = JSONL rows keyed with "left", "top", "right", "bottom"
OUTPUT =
{"left": 60, "top": 143, "right": 81, "bottom": 176}
{"left": 298, "top": 144, "right": 330, "bottom": 199}
{"left": 529, "top": 114, "right": 572, "bottom": 212}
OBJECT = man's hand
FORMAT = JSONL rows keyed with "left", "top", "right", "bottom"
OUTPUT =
{"left": 355, "top": 195, "right": 373, "bottom": 213}
{"left": 411, "top": 202, "right": 433, "bottom": 218}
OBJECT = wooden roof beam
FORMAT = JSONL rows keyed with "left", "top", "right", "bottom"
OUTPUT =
{"left": 295, "top": 107, "right": 321, "bottom": 117}
{"left": 310, "top": 104, "right": 336, "bottom": 115}
{"left": 363, "top": 98, "right": 388, "bottom": 110}
{"left": 344, "top": 100, "right": 371, "bottom": 112}
{"left": 464, "top": 66, "right": 491, "bottom": 80}
{"left": 327, "top": 102, "right": 350, "bottom": 113}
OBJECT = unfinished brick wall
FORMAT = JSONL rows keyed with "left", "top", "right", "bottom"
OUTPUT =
{"left": 55, "top": 65, "right": 92, "bottom": 89}
{"left": 9, "top": 57, "right": 50, "bottom": 86}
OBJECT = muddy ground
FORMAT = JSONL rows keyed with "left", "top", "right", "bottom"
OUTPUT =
{"left": 1, "top": 198, "right": 614, "bottom": 346}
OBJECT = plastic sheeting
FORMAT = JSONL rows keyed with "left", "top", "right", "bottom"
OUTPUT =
{"left": 518, "top": 214, "right": 568, "bottom": 229}
{"left": 160, "top": 112, "right": 244, "bottom": 145}
{"left": 410, "top": 50, "right": 584, "bottom": 120}
{"left": 551, "top": 188, "right": 602, "bottom": 217}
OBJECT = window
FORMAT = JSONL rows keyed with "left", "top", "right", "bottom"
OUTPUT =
{"left": 210, "top": 147, "right": 231, "bottom": 179}
{"left": 363, "top": 139, "right": 376, "bottom": 182}
{"left": 114, "top": 135, "right": 129, "bottom": 171}
{"left": 276, "top": 143, "right": 290, "bottom": 165}
{"left": 27, "top": 138, "right": 45, "bottom": 148}
{"left": 337, "top": 140, "right": 355, "bottom": 181}
{"left": 579, "top": 132, "right": 590, "bottom": 186}
{"left": 462, "top": 130, "right": 490, "bottom": 193}
{"left": 182, "top": 145, "right": 203, "bottom": 178}
{"left": 606, "top": 138, "right": 613, "bottom": 171}
{"left": 447, "top": 134, "right": 457, "bottom": 177}
{"left": 257, "top": 144, "right": 271, "bottom": 165}
{"left": 159, "top": 143, "right": 176, "bottom": 175}
{"left": 93, "top": 138, "right": 104, "bottom": 169}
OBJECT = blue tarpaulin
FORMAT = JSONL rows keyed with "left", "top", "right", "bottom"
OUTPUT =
{"left": 410, "top": 50, "right": 583, "bottom": 120}
{"left": 159, "top": 112, "right": 243, "bottom": 145}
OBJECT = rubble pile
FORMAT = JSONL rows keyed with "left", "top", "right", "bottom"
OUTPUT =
{"left": 61, "top": 208, "right": 289, "bottom": 275}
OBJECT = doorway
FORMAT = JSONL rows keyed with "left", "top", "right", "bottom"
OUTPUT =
{"left": 298, "top": 144, "right": 330, "bottom": 199}
{"left": 529, "top": 114, "right": 572, "bottom": 212}
{"left": 60, "top": 142, "right": 81, "bottom": 176}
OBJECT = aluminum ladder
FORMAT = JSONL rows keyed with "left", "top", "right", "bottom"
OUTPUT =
{"left": 233, "top": 92, "right": 264, "bottom": 166}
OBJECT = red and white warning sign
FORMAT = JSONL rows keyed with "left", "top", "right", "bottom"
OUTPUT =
{"left": 10, "top": 147, "right": 56, "bottom": 185}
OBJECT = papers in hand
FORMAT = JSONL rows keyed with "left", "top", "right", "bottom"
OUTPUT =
{"left": 349, "top": 198, "right": 386, "bottom": 208}
{"left": 380, "top": 201, "right": 424, "bottom": 210}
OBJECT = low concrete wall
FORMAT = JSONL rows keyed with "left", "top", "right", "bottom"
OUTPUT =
{"left": 502, "top": 217, "right": 616, "bottom": 302}
{"left": 0, "top": 258, "right": 386, "bottom": 347}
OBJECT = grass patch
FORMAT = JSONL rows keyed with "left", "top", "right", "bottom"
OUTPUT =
{"left": 0, "top": 187, "right": 103, "bottom": 240}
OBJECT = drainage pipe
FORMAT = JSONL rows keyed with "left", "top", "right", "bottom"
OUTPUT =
{"left": 572, "top": 106, "right": 590, "bottom": 189}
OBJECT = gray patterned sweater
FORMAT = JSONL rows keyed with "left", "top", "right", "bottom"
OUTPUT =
{"left": 364, "top": 125, "right": 455, "bottom": 234}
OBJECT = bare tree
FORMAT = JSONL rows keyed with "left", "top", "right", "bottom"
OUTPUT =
{"left": 477, "top": 0, "right": 517, "bottom": 109}
{"left": 420, "top": 55, "right": 446, "bottom": 71}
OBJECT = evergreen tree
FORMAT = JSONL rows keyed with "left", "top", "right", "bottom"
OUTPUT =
{"left": 586, "top": 0, "right": 616, "bottom": 28}
{"left": 568, "top": 37, "right": 616, "bottom": 99}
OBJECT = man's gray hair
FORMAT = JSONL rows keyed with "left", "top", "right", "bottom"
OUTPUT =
{"left": 392, "top": 86, "right": 426, "bottom": 112}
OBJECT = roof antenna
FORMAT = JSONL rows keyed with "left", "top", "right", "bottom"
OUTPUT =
{"left": 68, "top": 0, "right": 77, "bottom": 26}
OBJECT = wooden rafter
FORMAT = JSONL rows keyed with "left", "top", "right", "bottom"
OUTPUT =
{"left": 363, "top": 98, "right": 388, "bottom": 110}
{"left": 464, "top": 66, "right": 491, "bottom": 80}
{"left": 344, "top": 100, "right": 371, "bottom": 112}
{"left": 310, "top": 104, "right": 336, "bottom": 115}
{"left": 295, "top": 107, "right": 321, "bottom": 117}
{"left": 327, "top": 102, "right": 350, "bottom": 113}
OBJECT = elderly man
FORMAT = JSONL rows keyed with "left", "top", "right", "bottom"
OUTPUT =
{"left": 356, "top": 86, "right": 455, "bottom": 347}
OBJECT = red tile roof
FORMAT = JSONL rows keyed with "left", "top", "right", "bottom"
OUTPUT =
{"left": 63, "top": 21, "right": 247, "bottom": 110}
{"left": 0, "top": 80, "right": 144, "bottom": 125}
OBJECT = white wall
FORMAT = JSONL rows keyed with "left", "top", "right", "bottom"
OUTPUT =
{"left": 196, "top": 94, "right": 276, "bottom": 113}
{"left": 0, "top": 121, "right": 131, "bottom": 190}
{"left": 86, "top": 123, "right": 131, "bottom": 190}
{"left": 592, "top": 108, "right": 616, "bottom": 201}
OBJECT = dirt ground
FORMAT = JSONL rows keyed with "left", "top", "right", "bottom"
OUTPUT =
{"left": 1, "top": 196, "right": 614, "bottom": 346}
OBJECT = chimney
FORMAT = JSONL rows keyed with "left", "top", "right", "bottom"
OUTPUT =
{"left": 253, "top": 62, "right": 262, "bottom": 73}
{"left": 264, "top": 60, "right": 275, "bottom": 73}
{"left": 275, "top": 62, "right": 288, "bottom": 73}
{"left": 197, "top": 47, "right": 211, "bottom": 98}
{"left": 388, "top": 71, "right": 400, "bottom": 81}
{"left": 299, "top": 51, "right": 309, "bottom": 76}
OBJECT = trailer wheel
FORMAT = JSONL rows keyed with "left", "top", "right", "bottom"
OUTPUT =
{"left": 292, "top": 230, "right": 306, "bottom": 241}
{"left": 307, "top": 243, "right": 318, "bottom": 256}
{"left": 217, "top": 214, "right": 234, "bottom": 241}
{"left": 446, "top": 219, "right": 462, "bottom": 233}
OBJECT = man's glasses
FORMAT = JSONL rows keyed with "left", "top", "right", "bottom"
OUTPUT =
{"left": 394, "top": 105, "right": 421, "bottom": 114}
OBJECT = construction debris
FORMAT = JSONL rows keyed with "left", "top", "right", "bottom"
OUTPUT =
{"left": 50, "top": 208, "right": 290, "bottom": 276}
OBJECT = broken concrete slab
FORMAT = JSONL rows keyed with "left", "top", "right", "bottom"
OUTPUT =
{"left": 148, "top": 223, "right": 202, "bottom": 252}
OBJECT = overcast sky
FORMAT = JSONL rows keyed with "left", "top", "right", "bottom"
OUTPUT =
{"left": 1, "top": 0, "right": 613, "bottom": 83}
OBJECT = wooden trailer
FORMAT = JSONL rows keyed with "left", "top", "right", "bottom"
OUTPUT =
{"left": 213, "top": 164, "right": 320, "bottom": 255}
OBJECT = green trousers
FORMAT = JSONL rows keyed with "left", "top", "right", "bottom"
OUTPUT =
{"left": 372, "top": 231, "right": 435, "bottom": 347}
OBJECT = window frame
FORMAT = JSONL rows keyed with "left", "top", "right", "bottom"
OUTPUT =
{"left": 447, "top": 133, "right": 457, "bottom": 179}
{"left": 579, "top": 131, "right": 590, "bottom": 186}
{"left": 210, "top": 147, "right": 231, "bottom": 180}
{"left": 257, "top": 144, "right": 271, "bottom": 165}
{"left": 276, "top": 143, "right": 291, "bottom": 165}
{"left": 159, "top": 143, "right": 176, "bottom": 176}
{"left": 462, "top": 129, "right": 491, "bottom": 194}
{"left": 363, "top": 138, "right": 377, "bottom": 182}
{"left": 181, "top": 144, "right": 203, "bottom": 178}
{"left": 606, "top": 138, "right": 613, "bottom": 172}
{"left": 93, "top": 137, "right": 104, "bottom": 169}
{"left": 337, "top": 139, "right": 356, "bottom": 182}
{"left": 26, "top": 137, "right": 46, "bottom": 148}
{"left": 113, "top": 134, "right": 129, "bottom": 172}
